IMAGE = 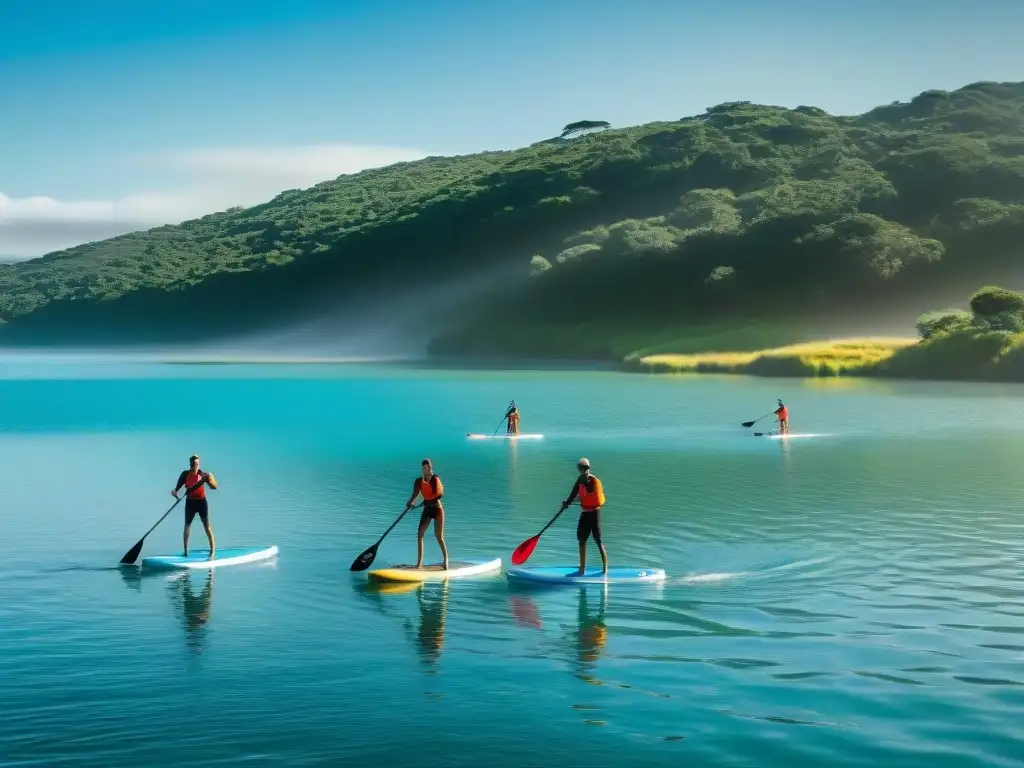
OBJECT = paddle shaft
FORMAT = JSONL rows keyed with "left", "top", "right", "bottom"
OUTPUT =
{"left": 537, "top": 503, "right": 572, "bottom": 537}
{"left": 143, "top": 479, "right": 207, "bottom": 538}
{"left": 744, "top": 411, "right": 773, "bottom": 427}
{"left": 376, "top": 502, "right": 422, "bottom": 545}
{"left": 119, "top": 478, "right": 208, "bottom": 564}
{"left": 493, "top": 412, "right": 510, "bottom": 436}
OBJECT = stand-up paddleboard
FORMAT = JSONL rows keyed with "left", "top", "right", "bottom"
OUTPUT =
{"left": 368, "top": 556, "right": 502, "bottom": 583}
{"left": 467, "top": 433, "right": 543, "bottom": 440}
{"left": 506, "top": 565, "right": 666, "bottom": 584}
{"left": 754, "top": 432, "right": 824, "bottom": 439}
{"left": 142, "top": 546, "right": 278, "bottom": 570}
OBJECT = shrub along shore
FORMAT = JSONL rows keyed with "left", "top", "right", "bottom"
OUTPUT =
{"left": 627, "top": 286, "right": 1024, "bottom": 382}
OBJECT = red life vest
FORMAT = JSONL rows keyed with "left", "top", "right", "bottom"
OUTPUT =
{"left": 184, "top": 470, "right": 206, "bottom": 499}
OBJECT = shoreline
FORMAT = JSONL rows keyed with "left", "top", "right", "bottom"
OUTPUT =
{"left": 6, "top": 337, "right": 1024, "bottom": 385}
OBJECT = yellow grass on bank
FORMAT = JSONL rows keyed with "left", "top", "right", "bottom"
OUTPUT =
{"left": 638, "top": 337, "right": 918, "bottom": 375}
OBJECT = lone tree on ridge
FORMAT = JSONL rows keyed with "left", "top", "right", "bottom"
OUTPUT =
{"left": 560, "top": 120, "right": 611, "bottom": 138}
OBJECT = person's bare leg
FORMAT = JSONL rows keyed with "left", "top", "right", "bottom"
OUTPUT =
{"left": 434, "top": 514, "right": 449, "bottom": 570}
{"left": 572, "top": 541, "right": 587, "bottom": 576}
{"left": 203, "top": 520, "right": 216, "bottom": 560}
{"left": 416, "top": 519, "right": 428, "bottom": 568}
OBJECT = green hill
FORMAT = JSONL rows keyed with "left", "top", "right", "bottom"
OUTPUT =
{"left": 2, "top": 81, "right": 1023, "bottom": 354}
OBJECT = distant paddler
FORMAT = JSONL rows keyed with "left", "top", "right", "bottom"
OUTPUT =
{"left": 405, "top": 458, "right": 449, "bottom": 570}
{"left": 505, "top": 400, "right": 520, "bottom": 436}
{"left": 172, "top": 454, "right": 218, "bottom": 559}
{"left": 560, "top": 457, "right": 607, "bottom": 576}
{"left": 774, "top": 399, "right": 789, "bottom": 435}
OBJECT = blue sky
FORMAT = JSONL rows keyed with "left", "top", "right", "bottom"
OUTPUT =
{"left": 1, "top": 0, "right": 1022, "bottom": 257}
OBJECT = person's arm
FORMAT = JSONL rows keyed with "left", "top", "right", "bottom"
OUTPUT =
{"left": 431, "top": 475, "right": 444, "bottom": 502}
{"left": 562, "top": 478, "right": 581, "bottom": 509}
{"left": 204, "top": 472, "right": 218, "bottom": 490}
{"left": 172, "top": 470, "right": 187, "bottom": 498}
{"left": 406, "top": 478, "right": 422, "bottom": 508}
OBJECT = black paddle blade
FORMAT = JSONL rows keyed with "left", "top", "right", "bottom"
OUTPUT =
{"left": 742, "top": 420, "right": 756, "bottom": 428}
{"left": 119, "top": 539, "right": 145, "bottom": 565}
{"left": 350, "top": 544, "right": 379, "bottom": 571}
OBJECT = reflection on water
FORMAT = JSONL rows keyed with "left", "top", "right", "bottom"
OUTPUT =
{"left": 168, "top": 571, "right": 214, "bottom": 654}
{"left": 573, "top": 586, "right": 608, "bottom": 684}
{"left": 117, "top": 566, "right": 215, "bottom": 654}
{"left": 407, "top": 581, "right": 449, "bottom": 669}
{"left": 355, "top": 579, "right": 450, "bottom": 670}
{"left": 507, "top": 585, "right": 609, "bottom": 684}
{"left": 119, "top": 565, "right": 143, "bottom": 593}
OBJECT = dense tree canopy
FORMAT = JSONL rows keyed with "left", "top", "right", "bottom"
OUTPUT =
{"left": 1, "top": 81, "right": 1023, "bottom": 351}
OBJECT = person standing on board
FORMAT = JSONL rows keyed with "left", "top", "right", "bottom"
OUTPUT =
{"left": 774, "top": 399, "right": 789, "bottom": 435}
{"left": 505, "top": 401, "right": 520, "bottom": 436}
{"left": 406, "top": 458, "right": 449, "bottom": 570}
{"left": 172, "top": 454, "right": 218, "bottom": 559}
{"left": 561, "top": 457, "right": 607, "bottom": 576}
{"left": 505, "top": 399, "right": 520, "bottom": 436}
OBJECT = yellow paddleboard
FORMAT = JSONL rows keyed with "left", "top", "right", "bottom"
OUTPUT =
{"left": 368, "top": 557, "right": 502, "bottom": 583}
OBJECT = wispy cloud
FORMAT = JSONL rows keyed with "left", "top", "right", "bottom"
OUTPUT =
{"left": 0, "top": 142, "right": 428, "bottom": 260}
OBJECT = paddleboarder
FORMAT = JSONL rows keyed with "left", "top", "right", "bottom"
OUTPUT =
{"left": 561, "top": 457, "right": 607, "bottom": 576}
{"left": 774, "top": 399, "right": 789, "bottom": 435}
{"left": 172, "top": 454, "right": 218, "bottom": 560}
{"left": 406, "top": 458, "right": 449, "bottom": 570}
{"left": 505, "top": 401, "right": 520, "bottom": 436}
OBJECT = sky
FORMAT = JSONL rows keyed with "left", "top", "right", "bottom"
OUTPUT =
{"left": 1, "top": 0, "right": 1022, "bottom": 260}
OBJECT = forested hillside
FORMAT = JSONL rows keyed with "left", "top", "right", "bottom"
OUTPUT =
{"left": 2, "top": 81, "right": 1023, "bottom": 353}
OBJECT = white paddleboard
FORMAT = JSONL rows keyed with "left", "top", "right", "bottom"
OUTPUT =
{"left": 466, "top": 433, "right": 543, "bottom": 440}
{"left": 142, "top": 545, "right": 278, "bottom": 570}
{"left": 506, "top": 565, "right": 666, "bottom": 584}
{"left": 756, "top": 432, "right": 825, "bottom": 440}
{"left": 368, "top": 556, "right": 502, "bottom": 583}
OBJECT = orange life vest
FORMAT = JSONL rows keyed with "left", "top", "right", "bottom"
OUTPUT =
{"left": 777, "top": 406, "right": 789, "bottom": 421}
{"left": 578, "top": 475, "right": 606, "bottom": 511}
{"left": 418, "top": 474, "right": 444, "bottom": 505}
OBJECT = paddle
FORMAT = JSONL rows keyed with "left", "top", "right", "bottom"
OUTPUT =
{"left": 349, "top": 503, "right": 423, "bottom": 571}
{"left": 493, "top": 409, "right": 511, "bottom": 436}
{"left": 119, "top": 478, "right": 206, "bottom": 565}
{"left": 511, "top": 502, "right": 574, "bottom": 566}
{"left": 742, "top": 412, "right": 773, "bottom": 428}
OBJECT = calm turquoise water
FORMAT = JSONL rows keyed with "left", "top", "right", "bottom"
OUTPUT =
{"left": 2, "top": 361, "right": 1024, "bottom": 767}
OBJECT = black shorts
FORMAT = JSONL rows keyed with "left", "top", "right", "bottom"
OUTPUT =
{"left": 577, "top": 509, "right": 602, "bottom": 545}
{"left": 185, "top": 498, "right": 209, "bottom": 526}
{"left": 419, "top": 505, "right": 442, "bottom": 525}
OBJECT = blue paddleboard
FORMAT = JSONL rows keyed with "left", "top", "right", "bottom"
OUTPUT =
{"left": 141, "top": 545, "right": 278, "bottom": 570}
{"left": 506, "top": 565, "right": 666, "bottom": 584}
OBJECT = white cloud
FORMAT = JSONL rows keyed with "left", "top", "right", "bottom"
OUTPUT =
{"left": 0, "top": 142, "right": 428, "bottom": 260}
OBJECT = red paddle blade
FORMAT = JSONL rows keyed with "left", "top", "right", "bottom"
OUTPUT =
{"left": 511, "top": 535, "right": 540, "bottom": 565}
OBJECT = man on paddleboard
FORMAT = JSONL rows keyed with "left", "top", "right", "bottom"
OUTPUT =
{"left": 561, "top": 457, "right": 607, "bottom": 576}
{"left": 505, "top": 401, "right": 520, "bottom": 436}
{"left": 406, "top": 458, "right": 449, "bottom": 570}
{"left": 774, "top": 399, "right": 789, "bottom": 435}
{"left": 172, "top": 454, "right": 218, "bottom": 559}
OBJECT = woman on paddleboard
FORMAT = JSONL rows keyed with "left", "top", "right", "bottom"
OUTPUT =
{"left": 172, "top": 454, "right": 218, "bottom": 560}
{"left": 406, "top": 458, "right": 449, "bottom": 570}
{"left": 505, "top": 401, "right": 520, "bottom": 436}
{"left": 561, "top": 457, "right": 607, "bottom": 576}
{"left": 774, "top": 399, "right": 789, "bottom": 435}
